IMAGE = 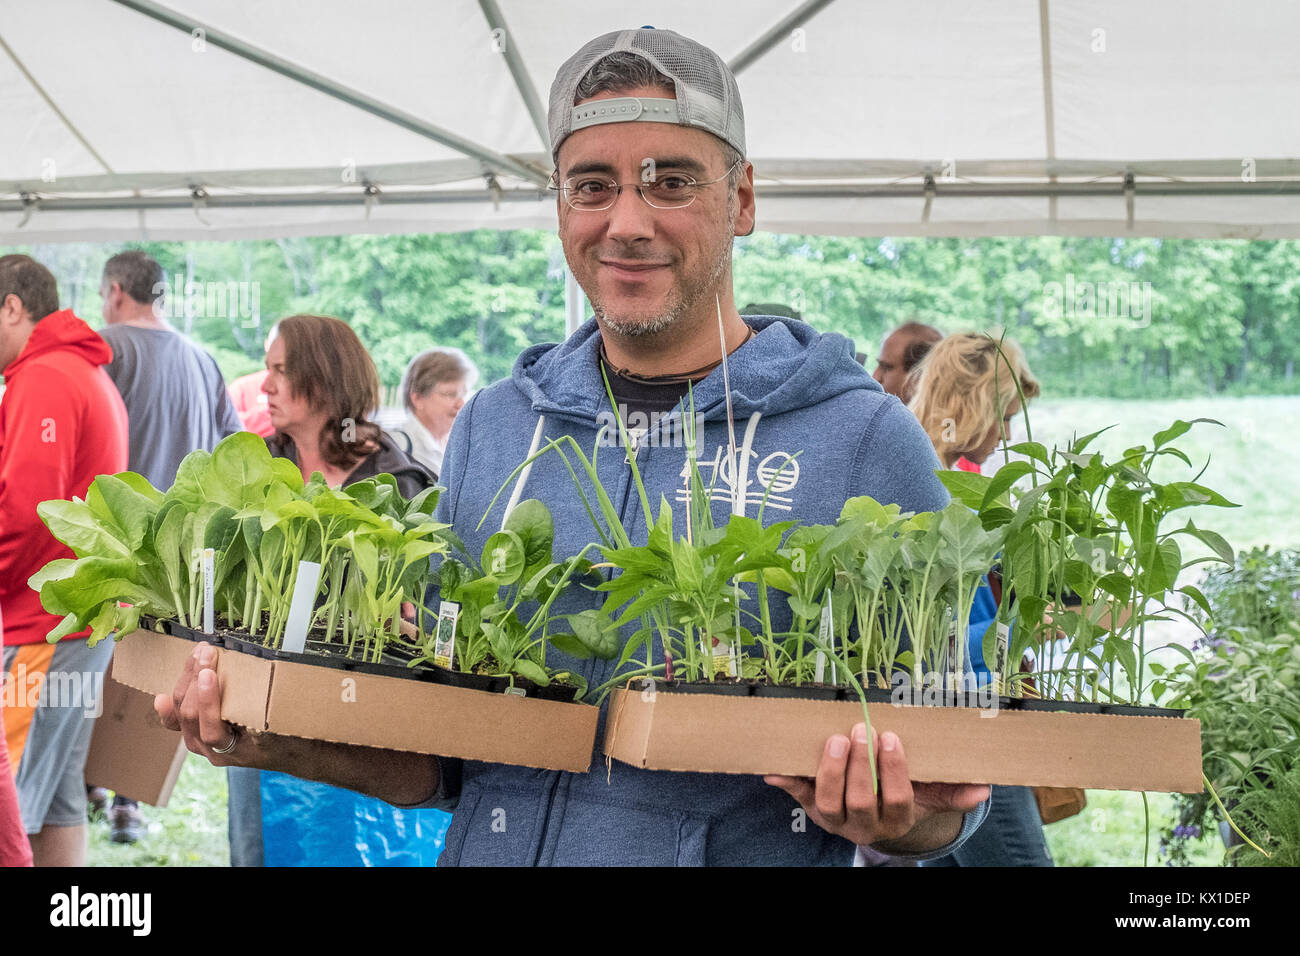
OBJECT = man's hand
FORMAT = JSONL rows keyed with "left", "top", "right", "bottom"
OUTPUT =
{"left": 155, "top": 642, "right": 254, "bottom": 767}
{"left": 154, "top": 640, "right": 442, "bottom": 807}
{"left": 765, "top": 722, "right": 989, "bottom": 853}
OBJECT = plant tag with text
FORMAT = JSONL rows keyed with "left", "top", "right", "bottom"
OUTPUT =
{"left": 433, "top": 600, "right": 460, "bottom": 669}
{"left": 994, "top": 621, "right": 1011, "bottom": 689}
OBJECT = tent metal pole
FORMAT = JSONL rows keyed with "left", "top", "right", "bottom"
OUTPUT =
{"left": 0, "top": 32, "right": 115, "bottom": 176}
{"left": 477, "top": 0, "right": 550, "bottom": 154}
{"left": 564, "top": 267, "right": 585, "bottom": 337}
{"left": 728, "top": 0, "right": 839, "bottom": 75}
{"left": 107, "top": 0, "right": 550, "bottom": 187}
{"left": 5, "top": 178, "right": 1300, "bottom": 215}
{"left": 1037, "top": 0, "right": 1059, "bottom": 224}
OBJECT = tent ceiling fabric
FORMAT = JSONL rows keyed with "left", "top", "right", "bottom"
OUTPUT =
{"left": 2, "top": 0, "right": 1298, "bottom": 242}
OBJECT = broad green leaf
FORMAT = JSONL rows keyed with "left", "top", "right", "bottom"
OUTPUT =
{"left": 481, "top": 530, "right": 525, "bottom": 586}
{"left": 1008, "top": 441, "right": 1050, "bottom": 464}
{"left": 27, "top": 558, "right": 78, "bottom": 592}
{"left": 937, "top": 470, "right": 992, "bottom": 509}
{"left": 36, "top": 499, "right": 130, "bottom": 559}
{"left": 270, "top": 456, "right": 305, "bottom": 491}
{"left": 44, "top": 612, "right": 84, "bottom": 644}
{"left": 504, "top": 498, "right": 554, "bottom": 572}
{"left": 211, "top": 431, "right": 274, "bottom": 506}
{"left": 512, "top": 659, "right": 550, "bottom": 686}
{"left": 567, "top": 609, "right": 618, "bottom": 660}
{"left": 1157, "top": 482, "right": 1239, "bottom": 512}
{"left": 980, "top": 461, "right": 1034, "bottom": 511}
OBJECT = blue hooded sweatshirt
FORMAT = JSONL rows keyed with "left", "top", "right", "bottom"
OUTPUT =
{"left": 427, "top": 315, "right": 989, "bottom": 865}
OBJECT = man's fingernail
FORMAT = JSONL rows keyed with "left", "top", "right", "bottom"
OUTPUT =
{"left": 200, "top": 647, "right": 215, "bottom": 667}
{"left": 828, "top": 735, "right": 848, "bottom": 758}
{"left": 852, "top": 723, "right": 868, "bottom": 743}
{"left": 882, "top": 731, "right": 899, "bottom": 752}
{"left": 198, "top": 669, "right": 214, "bottom": 690}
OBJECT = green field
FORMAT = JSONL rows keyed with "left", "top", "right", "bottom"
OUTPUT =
{"left": 85, "top": 396, "right": 1295, "bottom": 867}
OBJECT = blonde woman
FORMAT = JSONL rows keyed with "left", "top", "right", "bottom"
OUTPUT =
{"left": 908, "top": 333, "right": 1040, "bottom": 471}
{"left": 906, "top": 332, "right": 1052, "bottom": 868}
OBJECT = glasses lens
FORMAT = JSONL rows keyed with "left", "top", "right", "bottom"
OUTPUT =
{"left": 642, "top": 175, "right": 697, "bottom": 208}
{"left": 565, "top": 177, "right": 616, "bottom": 209}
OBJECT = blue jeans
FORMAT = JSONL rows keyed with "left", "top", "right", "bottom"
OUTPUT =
{"left": 921, "top": 785, "right": 1053, "bottom": 867}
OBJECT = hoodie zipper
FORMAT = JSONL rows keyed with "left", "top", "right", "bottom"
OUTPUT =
{"left": 533, "top": 422, "right": 644, "bottom": 865}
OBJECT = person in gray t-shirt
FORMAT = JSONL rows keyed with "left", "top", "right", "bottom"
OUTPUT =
{"left": 99, "top": 252, "right": 243, "bottom": 491}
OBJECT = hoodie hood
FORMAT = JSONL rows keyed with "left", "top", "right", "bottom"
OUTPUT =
{"left": 4, "top": 309, "right": 112, "bottom": 379}
{"left": 512, "top": 314, "right": 880, "bottom": 426}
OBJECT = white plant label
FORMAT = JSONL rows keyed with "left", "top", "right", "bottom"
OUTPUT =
{"left": 202, "top": 547, "right": 215, "bottom": 634}
{"left": 281, "top": 560, "right": 321, "bottom": 654}
{"left": 815, "top": 600, "right": 834, "bottom": 683}
{"left": 433, "top": 600, "right": 460, "bottom": 669}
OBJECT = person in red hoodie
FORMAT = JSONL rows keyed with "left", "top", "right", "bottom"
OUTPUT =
{"left": 0, "top": 254, "right": 128, "bottom": 866}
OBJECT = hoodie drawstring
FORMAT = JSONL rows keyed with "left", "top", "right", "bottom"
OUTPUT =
{"left": 502, "top": 415, "right": 546, "bottom": 529}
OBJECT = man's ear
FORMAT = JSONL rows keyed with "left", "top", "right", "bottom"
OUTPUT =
{"left": 733, "top": 161, "right": 757, "bottom": 238}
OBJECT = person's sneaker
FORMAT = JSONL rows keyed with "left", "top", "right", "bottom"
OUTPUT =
{"left": 86, "top": 786, "right": 111, "bottom": 819}
{"left": 109, "top": 802, "right": 144, "bottom": 844}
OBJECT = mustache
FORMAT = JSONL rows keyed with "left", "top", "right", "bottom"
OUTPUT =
{"left": 596, "top": 249, "right": 674, "bottom": 265}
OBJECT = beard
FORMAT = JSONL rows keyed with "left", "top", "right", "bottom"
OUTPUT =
{"left": 573, "top": 210, "right": 735, "bottom": 340}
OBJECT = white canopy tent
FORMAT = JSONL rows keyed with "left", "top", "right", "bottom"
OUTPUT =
{"left": 3, "top": 0, "right": 1299, "bottom": 246}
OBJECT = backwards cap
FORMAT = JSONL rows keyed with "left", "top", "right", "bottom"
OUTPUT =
{"left": 547, "top": 27, "right": 746, "bottom": 164}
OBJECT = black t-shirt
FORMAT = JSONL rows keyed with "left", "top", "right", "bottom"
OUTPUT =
{"left": 598, "top": 354, "right": 697, "bottom": 421}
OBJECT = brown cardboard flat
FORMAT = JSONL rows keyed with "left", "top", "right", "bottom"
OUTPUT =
{"left": 110, "top": 628, "right": 270, "bottom": 731}
{"left": 112, "top": 628, "right": 599, "bottom": 773}
{"left": 603, "top": 688, "right": 1203, "bottom": 793}
{"left": 83, "top": 667, "right": 187, "bottom": 807}
{"left": 267, "top": 659, "right": 599, "bottom": 771}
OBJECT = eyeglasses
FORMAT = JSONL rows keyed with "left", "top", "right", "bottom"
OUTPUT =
{"left": 433, "top": 386, "right": 468, "bottom": 400}
{"left": 552, "top": 159, "right": 743, "bottom": 211}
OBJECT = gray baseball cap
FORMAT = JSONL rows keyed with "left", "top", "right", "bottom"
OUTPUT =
{"left": 547, "top": 27, "right": 747, "bottom": 165}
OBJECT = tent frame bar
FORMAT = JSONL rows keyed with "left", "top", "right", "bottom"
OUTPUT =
{"left": 7, "top": 177, "right": 1299, "bottom": 214}
{"left": 728, "top": 0, "right": 840, "bottom": 75}
{"left": 108, "top": 0, "right": 550, "bottom": 187}
{"left": 477, "top": 0, "right": 550, "bottom": 153}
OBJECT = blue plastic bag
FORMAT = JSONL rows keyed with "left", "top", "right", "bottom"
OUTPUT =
{"left": 259, "top": 771, "right": 450, "bottom": 866}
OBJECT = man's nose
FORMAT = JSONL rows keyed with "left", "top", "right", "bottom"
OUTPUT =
{"left": 604, "top": 185, "right": 656, "bottom": 243}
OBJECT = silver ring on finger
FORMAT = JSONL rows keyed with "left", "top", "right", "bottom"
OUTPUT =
{"left": 212, "top": 729, "right": 240, "bottom": 754}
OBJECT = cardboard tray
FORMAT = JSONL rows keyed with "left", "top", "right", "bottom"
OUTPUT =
{"left": 83, "top": 664, "right": 188, "bottom": 807}
{"left": 602, "top": 688, "right": 1204, "bottom": 792}
{"left": 112, "top": 627, "right": 600, "bottom": 773}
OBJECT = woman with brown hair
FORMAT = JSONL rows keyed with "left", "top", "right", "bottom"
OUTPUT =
{"left": 229, "top": 315, "right": 433, "bottom": 868}
{"left": 261, "top": 314, "right": 432, "bottom": 497}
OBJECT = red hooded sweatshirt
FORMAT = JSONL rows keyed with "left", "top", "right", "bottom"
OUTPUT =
{"left": 0, "top": 310, "right": 128, "bottom": 646}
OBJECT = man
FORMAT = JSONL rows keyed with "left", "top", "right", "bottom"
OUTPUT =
{"left": 0, "top": 255, "right": 128, "bottom": 866}
{"left": 99, "top": 251, "right": 245, "bottom": 490}
{"left": 871, "top": 321, "right": 979, "bottom": 472}
{"left": 160, "top": 28, "right": 989, "bottom": 865}
{"left": 96, "top": 250, "right": 244, "bottom": 843}
{"left": 871, "top": 320, "right": 942, "bottom": 404}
